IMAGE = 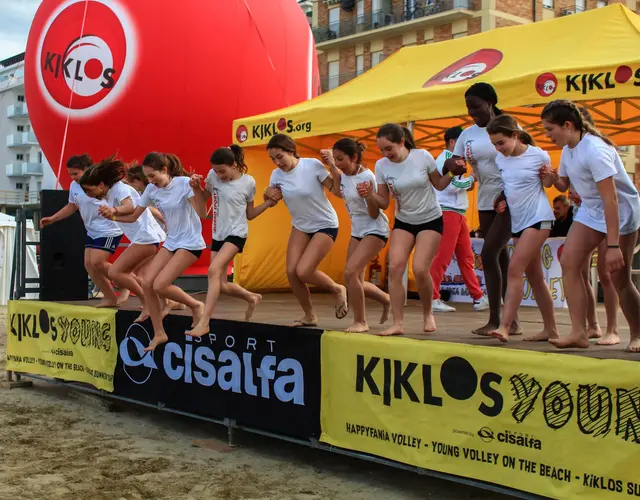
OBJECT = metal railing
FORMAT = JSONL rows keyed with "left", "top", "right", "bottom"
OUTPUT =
{"left": 312, "top": 0, "right": 473, "bottom": 43}
{"left": 6, "top": 162, "right": 44, "bottom": 177}
{"left": 0, "top": 190, "right": 41, "bottom": 205}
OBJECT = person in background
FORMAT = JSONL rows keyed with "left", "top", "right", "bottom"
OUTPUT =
{"left": 550, "top": 194, "right": 573, "bottom": 237}
{"left": 430, "top": 126, "right": 489, "bottom": 313}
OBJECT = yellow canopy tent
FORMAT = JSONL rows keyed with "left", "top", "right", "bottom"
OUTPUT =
{"left": 231, "top": 4, "right": 640, "bottom": 292}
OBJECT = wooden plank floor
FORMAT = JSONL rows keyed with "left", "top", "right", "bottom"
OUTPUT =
{"left": 58, "top": 292, "right": 640, "bottom": 362}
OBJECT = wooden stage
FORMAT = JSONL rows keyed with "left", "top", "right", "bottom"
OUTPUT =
{"left": 64, "top": 292, "right": 639, "bottom": 362}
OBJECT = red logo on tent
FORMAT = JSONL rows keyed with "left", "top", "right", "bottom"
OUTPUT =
{"left": 535, "top": 73, "right": 557, "bottom": 97}
{"left": 37, "top": 0, "right": 134, "bottom": 116}
{"left": 236, "top": 125, "right": 248, "bottom": 143}
{"left": 423, "top": 49, "right": 503, "bottom": 88}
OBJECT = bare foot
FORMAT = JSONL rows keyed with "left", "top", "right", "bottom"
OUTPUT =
{"left": 524, "top": 328, "right": 559, "bottom": 342}
{"left": 334, "top": 285, "right": 348, "bottom": 319}
{"left": 380, "top": 302, "right": 391, "bottom": 324}
{"left": 117, "top": 289, "right": 130, "bottom": 305}
{"left": 627, "top": 337, "right": 640, "bottom": 352}
{"left": 587, "top": 323, "right": 603, "bottom": 339}
{"left": 597, "top": 331, "right": 620, "bottom": 346}
{"left": 134, "top": 309, "right": 150, "bottom": 323}
{"left": 191, "top": 302, "right": 205, "bottom": 328}
{"left": 172, "top": 301, "right": 187, "bottom": 311}
{"left": 186, "top": 321, "right": 210, "bottom": 338}
{"left": 377, "top": 324, "right": 404, "bottom": 336}
{"left": 289, "top": 315, "right": 319, "bottom": 328}
{"left": 510, "top": 323, "right": 523, "bottom": 336}
{"left": 345, "top": 322, "right": 369, "bottom": 333}
{"left": 489, "top": 325, "right": 509, "bottom": 343}
{"left": 423, "top": 313, "right": 436, "bottom": 333}
{"left": 144, "top": 332, "right": 169, "bottom": 352}
{"left": 95, "top": 299, "right": 119, "bottom": 308}
{"left": 245, "top": 294, "right": 262, "bottom": 321}
{"left": 472, "top": 322, "right": 499, "bottom": 336}
{"left": 549, "top": 332, "right": 591, "bottom": 349}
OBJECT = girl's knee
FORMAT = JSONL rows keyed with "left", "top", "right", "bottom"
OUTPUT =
{"left": 296, "top": 264, "right": 314, "bottom": 284}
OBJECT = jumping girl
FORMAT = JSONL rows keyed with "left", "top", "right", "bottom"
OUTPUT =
{"left": 263, "top": 133, "right": 348, "bottom": 327}
{"left": 319, "top": 138, "right": 391, "bottom": 333}
{"left": 484, "top": 115, "right": 558, "bottom": 343}
{"left": 82, "top": 157, "right": 166, "bottom": 323}
{"left": 40, "top": 154, "right": 128, "bottom": 307}
{"left": 445, "top": 83, "right": 521, "bottom": 336}
{"left": 186, "top": 145, "right": 274, "bottom": 338}
{"left": 540, "top": 100, "right": 640, "bottom": 352}
{"left": 363, "top": 123, "right": 466, "bottom": 336}
{"left": 112, "top": 152, "right": 206, "bottom": 351}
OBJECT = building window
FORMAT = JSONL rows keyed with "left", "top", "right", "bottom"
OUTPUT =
{"left": 17, "top": 125, "right": 24, "bottom": 132}
{"left": 356, "top": 55, "right": 364, "bottom": 75}
{"left": 17, "top": 154, "right": 24, "bottom": 161}
{"left": 453, "top": 32, "right": 466, "bottom": 39}
{"left": 575, "top": 0, "right": 585, "bottom": 10}
{"left": 37, "top": 181, "right": 42, "bottom": 192}
{"left": 543, "top": 0, "right": 553, "bottom": 8}
{"left": 372, "top": 51, "right": 385, "bottom": 67}
{"left": 357, "top": 0, "right": 364, "bottom": 22}
{"left": 38, "top": 152, "right": 43, "bottom": 163}
{"left": 328, "top": 61, "right": 339, "bottom": 90}
{"left": 16, "top": 183, "right": 24, "bottom": 189}
{"left": 329, "top": 7, "right": 340, "bottom": 36}
{"left": 17, "top": 95, "right": 25, "bottom": 102}
{"left": 597, "top": 0, "right": 607, "bottom": 6}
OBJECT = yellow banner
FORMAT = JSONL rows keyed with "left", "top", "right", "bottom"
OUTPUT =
{"left": 7, "top": 300, "right": 117, "bottom": 392}
{"left": 320, "top": 331, "right": 640, "bottom": 500}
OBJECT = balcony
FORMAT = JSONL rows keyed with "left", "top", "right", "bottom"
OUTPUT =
{"left": 0, "top": 190, "right": 40, "bottom": 206}
{"left": 313, "top": 0, "right": 475, "bottom": 47}
{"left": 22, "top": 131, "right": 38, "bottom": 145}
{"left": 7, "top": 103, "right": 28, "bottom": 118}
{"left": 321, "top": 71, "right": 362, "bottom": 93}
{"left": 6, "top": 131, "right": 37, "bottom": 148}
{"left": 6, "top": 162, "right": 44, "bottom": 177}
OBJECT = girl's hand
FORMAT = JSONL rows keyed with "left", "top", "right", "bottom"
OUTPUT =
{"left": 539, "top": 165, "right": 557, "bottom": 183}
{"left": 356, "top": 180, "right": 373, "bottom": 199}
{"left": 98, "top": 205, "right": 116, "bottom": 219}
{"left": 40, "top": 216, "right": 53, "bottom": 228}
{"left": 605, "top": 247, "right": 625, "bottom": 273}
{"left": 569, "top": 190, "right": 582, "bottom": 207}
{"left": 189, "top": 174, "right": 203, "bottom": 190}
{"left": 444, "top": 158, "right": 467, "bottom": 176}
{"left": 320, "top": 149, "right": 335, "bottom": 166}
{"left": 496, "top": 200, "right": 507, "bottom": 214}
{"left": 266, "top": 197, "right": 278, "bottom": 208}
{"left": 264, "top": 186, "right": 283, "bottom": 202}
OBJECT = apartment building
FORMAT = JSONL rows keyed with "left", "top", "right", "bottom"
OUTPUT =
{"left": 0, "top": 52, "right": 56, "bottom": 211}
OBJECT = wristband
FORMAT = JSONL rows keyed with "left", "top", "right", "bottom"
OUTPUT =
{"left": 607, "top": 244, "right": 620, "bottom": 248}
{"left": 448, "top": 171, "right": 454, "bottom": 178}
{"left": 112, "top": 214, "right": 117, "bottom": 221}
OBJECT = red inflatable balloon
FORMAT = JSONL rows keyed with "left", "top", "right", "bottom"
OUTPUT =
{"left": 25, "top": 0, "right": 319, "bottom": 272}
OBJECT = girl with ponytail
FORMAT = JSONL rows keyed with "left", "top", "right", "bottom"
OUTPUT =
{"left": 186, "top": 145, "right": 276, "bottom": 337}
{"left": 320, "top": 138, "right": 391, "bottom": 333}
{"left": 484, "top": 114, "right": 558, "bottom": 343}
{"left": 540, "top": 99, "right": 640, "bottom": 352}
{"left": 111, "top": 152, "right": 207, "bottom": 351}
{"left": 83, "top": 157, "right": 167, "bottom": 323}
{"left": 364, "top": 123, "right": 466, "bottom": 336}
{"left": 445, "top": 82, "right": 522, "bottom": 337}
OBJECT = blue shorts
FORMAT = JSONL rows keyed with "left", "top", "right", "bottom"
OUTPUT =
{"left": 85, "top": 235, "right": 123, "bottom": 254}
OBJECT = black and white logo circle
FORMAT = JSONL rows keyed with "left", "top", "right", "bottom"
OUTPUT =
{"left": 119, "top": 322, "right": 157, "bottom": 385}
{"left": 477, "top": 427, "right": 495, "bottom": 443}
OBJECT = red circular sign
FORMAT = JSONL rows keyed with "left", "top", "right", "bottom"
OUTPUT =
{"left": 277, "top": 117, "right": 287, "bottom": 131}
{"left": 37, "top": 0, "right": 134, "bottom": 117}
{"left": 423, "top": 49, "right": 503, "bottom": 88}
{"left": 535, "top": 72, "right": 557, "bottom": 97}
{"left": 615, "top": 65, "right": 632, "bottom": 84}
{"left": 236, "top": 125, "right": 248, "bottom": 143}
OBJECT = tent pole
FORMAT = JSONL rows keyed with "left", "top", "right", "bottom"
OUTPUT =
{"left": 403, "top": 122, "right": 415, "bottom": 306}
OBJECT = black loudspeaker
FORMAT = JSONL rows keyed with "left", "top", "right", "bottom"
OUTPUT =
{"left": 40, "top": 189, "right": 88, "bottom": 301}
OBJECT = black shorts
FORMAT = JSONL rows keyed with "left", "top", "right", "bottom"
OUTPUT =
{"left": 211, "top": 236, "right": 247, "bottom": 253}
{"left": 352, "top": 233, "right": 388, "bottom": 244}
{"left": 394, "top": 217, "right": 443, "bottom": 236}
{"left": 165, "top": 248, "right": 203, "bottom": 259}
{"left": 512, "top": 220, "right": 553, "bottom": 238}
{"left": 305, "top": 227, "right": 338, "bottom": 241}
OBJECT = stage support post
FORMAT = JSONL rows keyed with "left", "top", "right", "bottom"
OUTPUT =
{"left": 1, "top": 370, "right": 33, "bottom": 389}
{"left": 225, "top": 418, "right": 238, "bottom": 447}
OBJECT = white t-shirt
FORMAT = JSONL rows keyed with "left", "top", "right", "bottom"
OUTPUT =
{"left": 269, "top": 157, "right": 339, "bottom": 233}
{"left": 339, "top": 168, "right": 390, "bottom": 238}
{"left": 374, "top": 148, "right": 441, "bottom": 224}
{"left": 559, "top": 133, "right": 640, "bottom": 235}
{"left": 453, "top": 124, "right": 504, "bottom": 211}
{"left": 108, "top": 181, "right": 166, "bottom": 245}
{"left": 496, "top": 146, "right": 554, "bottom": 234}
{"left": 205, "top": 171, "right": 256, "bottom": 240}
{"left": 433, "top": 149, "right": 474, "bottom": 213}
{"left": 139, "top": 176, "right": 206, "bottom": 251}
{"left": 68, "top": 181, "right": 122, "bottom": 239}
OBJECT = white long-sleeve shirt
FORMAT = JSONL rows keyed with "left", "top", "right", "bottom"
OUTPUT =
{"left": 433, "top": 150, "right": 474, "bottom": 214}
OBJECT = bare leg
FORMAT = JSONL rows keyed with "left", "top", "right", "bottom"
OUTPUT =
{"left": 613, "top": 231, "right": 640, "bottom": 352}
{"left": 550, "top": 223, "right": 604, "bottom": 349}
{"left": 285, "top": 229, "right": 318, "bottom": 327}
{"left": 595, "top": 239, "right": 621, "bottom": 345}
{"left": 87, "top": 248, "right": 119, "bottom": 307}
{"left": 141, "top": 249, "right": 173, "bottom": 350}
{"left": 413, "top": 230, "right": 442, "bottom": 333}
{"left": 581, "top": 252, "right": 603, "bottom": 340}
{"left": 362, "top": 279, "right": 391, "bottom": 324}
{"left": 219, "top": 277, "right": 262, "bottom": 321}
{"left": 344, "top": 236, "right": 387, "bottom": 333}
{"left": 522, "top": 240, "right": 559, "bottom": 342}
{"left": 378, "top": 229, "right": 414, "bottom": 336}
{"left": 295, "top": 232, "right": 347, "bottom": 320}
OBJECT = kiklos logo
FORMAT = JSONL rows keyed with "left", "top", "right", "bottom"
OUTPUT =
{"left": 423, "top": 49, "right": 503, "bottom": 88}
{"left": 36, "top": 0, "right": 138, "bottom": 118}
{"left": 535, "top": 72, "right": 558, "bottom": 97}
{"left": 535, "top": 66, "right": 640, "bottom": 97}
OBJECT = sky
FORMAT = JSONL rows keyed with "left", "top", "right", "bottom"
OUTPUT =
{"left": 0, "top": 0, "right": 40, "bottom": 61}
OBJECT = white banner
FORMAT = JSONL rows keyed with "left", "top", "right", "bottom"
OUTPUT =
{"left": 440, "top": 237, "right": 567, "bottom": 309}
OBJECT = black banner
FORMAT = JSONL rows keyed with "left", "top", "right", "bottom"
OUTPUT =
{"left": 114, "top": 310, "right": 322, "bottom": 439}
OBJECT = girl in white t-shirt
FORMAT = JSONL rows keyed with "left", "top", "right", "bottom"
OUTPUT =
{"left": 364, "top": 123, "right": 467, "bottom": 336}
{"left": 263, "top": 134, "right": 347, "bottom": 327}
{"left": 81, "top": 157, "right": 166, "bottom": 323}
{"left": 485, "top": 115, "right": 558, "bottom": 344}
{"left": 113, "top": 152, "right": 207, "bottom": 351}
{"left": 319, "top": 138, "right": 391, "bottom": 333}
{"left": 187, "top": 145, "right": 275, "bottom": 338}
{"left": 39, "top": 154, "right": 128, "bottom": 308}
{"left": 540, "top": 100, "right": 640, "bottom": 352}
{"left": 445, "top": 83, "right": 521, "bottom": 337}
